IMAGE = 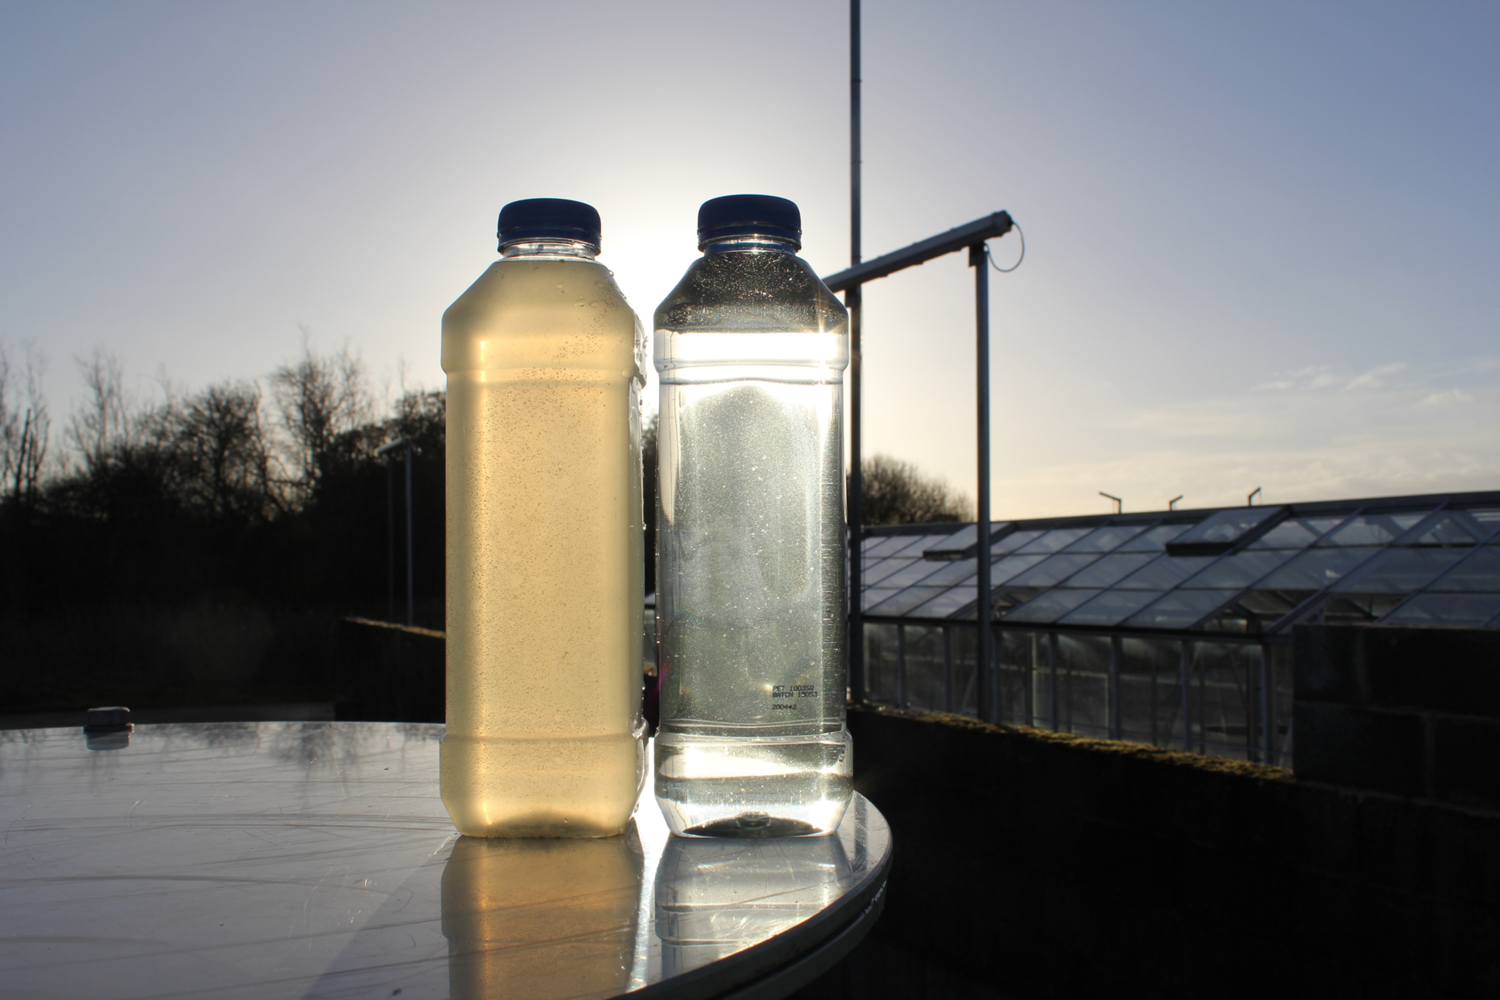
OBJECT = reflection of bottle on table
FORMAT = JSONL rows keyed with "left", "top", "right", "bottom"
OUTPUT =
{"left": 441, "top": 828, "right": 644, "bottom": 1000}
{"left": 654, "top": 832, "right": 852, "bottom": 979}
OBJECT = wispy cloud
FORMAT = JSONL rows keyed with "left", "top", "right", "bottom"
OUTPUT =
{"left": 1417, "top": 388, "right": 1474, "bottom": 408}
{"left": 1253, "top": 361, "right": 1409, "bottom": 392}
{"left": 1346, "top": 362, "right": 1408, "bottom": 390}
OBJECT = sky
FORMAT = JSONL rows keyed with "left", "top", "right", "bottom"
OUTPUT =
{"left": 3, "top": 1, "right": 1498, "bottom": 519}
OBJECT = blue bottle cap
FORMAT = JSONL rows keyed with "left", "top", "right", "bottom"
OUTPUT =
{"left": 697, "top": 194, "right": 801, "bottom": 249}
{"left": 497, "top": 198, "right": 602, "bottom": 252}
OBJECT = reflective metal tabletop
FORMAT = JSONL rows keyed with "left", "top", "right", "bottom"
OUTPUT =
{"left": 0, "top": 722, "right": 890, "bottom": 1000}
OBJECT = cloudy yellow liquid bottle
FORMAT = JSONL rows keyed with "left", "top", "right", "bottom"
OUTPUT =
{"left": 441, "top": 198, "right": 646, "bottom": 837}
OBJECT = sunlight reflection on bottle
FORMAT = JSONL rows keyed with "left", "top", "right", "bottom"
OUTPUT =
{"left": 654, "top": 832, "right": 851, "bottom": 978}
{"left": 441, "top": 823, "right": 643, "bottom": 1000}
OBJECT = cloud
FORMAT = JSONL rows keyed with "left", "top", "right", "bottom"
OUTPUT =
{"left": 1346, "top": 362, "right": 1408, "bottom": 390}
{"left": 1252, "top": 361, "right": 1413, "bottom": 392}
{"left": 1417, "top": 388, "right": 1474, "bottom": 408}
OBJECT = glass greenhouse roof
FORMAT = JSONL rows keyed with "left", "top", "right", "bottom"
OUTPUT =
{"left": 859, "top": 491, "right": 1500, "bottom": 636}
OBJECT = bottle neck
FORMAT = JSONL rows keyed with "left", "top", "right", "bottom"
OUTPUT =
{"left": 500, "top": 238, "right": 598, "bottom": 259}
{"left": 701, "top": 234, "right": 801, "bottom": 256}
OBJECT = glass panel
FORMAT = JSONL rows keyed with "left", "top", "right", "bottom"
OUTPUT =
{"left": 992, "top": 529, "right": 1044, "bottom": 555}
{"left": 875, "top": 558, "right": 948, "bottom": 590}
{"left": 1236, "top": 589, "right": 1297, "bottom": 616}
{"left": 1015, "top": 528, "right": 1093, "bottom": 555}
{"left": 995, "top": 629, "right": 1038, "bottom": 726}
{"left": 1006, "top": 552, "right": 1101, "bottom": 588}
{"left": 990, "top": 553, "right": 1049, "bottom": 584}
{"left": 949, "top": 624, "right": 980, "bottom": 718}
{"left": 1118, "top": 637, "right": 1184, "bottom": 748}
{"left": 1190, "top": 643, "right": 1256, "bottom": 762}
{"left": 889, "top": 533, "right": 956, "bottom": 557}
{"left": 1115, "top": 555, "right": 1216, "bottom": 590}
{"left": 867, "top": 585, "right": 948, "bottom": 617}
{"left": 1269, "top": 644, "right": 1294, "bottom": 767}
{"left": 1055, "top": 634, "right": 1110, "bottom": 738}
{"left": 910, "top": 585, "right": 979, "bottom": 620}
{"left": 1125, "top": 590, "right": 1233, "bottom": 629}
{"left": 861, "top": 587, "right": 899, "bottom": 612}
{"left": 1182, "top": 550, "right": 1296, "bottom": 589}
{"left": 992, "top": 586, "right": 1042, "bottom": 611}
{"left": 1058, "top": 589, "right": 1165, "bottom": 626}
{"left": 1119, "top": 523, "right": 1192, "bottom": 552}
{"left": 863, "top": 535, "right": 912, "bottom": 558}
{"left": 918, "top": 558, "right": 979, "bottom": 588}
{"left": 864, "top": 557, "right": 915, "bottom": 586}
{"left": 1002, "top": 589, "right": 1101, "bottom": 624}
{"left": 919, "top": 524, "right": 978, "bottom": 557}
{"left": 1381, "top": 592, "right": 1500, "bottom": 627}
{"left": 1396, "top": 511, "right": 1481, "bottom": 547}
{"left": 1257, "top": 546, "right": 1382, "bottom": 591}
{"left": 1247, "top": 516, "right": 1344, "bottom": 550}
{"left": 1316, "top": 512, "right": 1427, "bottom": 547}
{"left": 1302, "top": 592, "right": 1407, "bottom": 625}
{"left": 1064, "top": 552, "right": 1158, "bottom": 588}
{"left": 863, "top": 622, "right": 900, "bottom": 702}
{"left": 1427, "top": 546, "right": 1500, "bottom": 592}
{"left": 1332, "top": 547, "right": 1468, "bottom": 593}
{"left": 1062, "top": 525, "right": 1146, "bottom": 554}
{"left": 902, "top": 624, "right": 945, "bottom": 711}
{"left": 1170, "top": 507, "right": 1281, "bottom": 547}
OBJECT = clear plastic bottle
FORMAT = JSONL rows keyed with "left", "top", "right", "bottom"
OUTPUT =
{"left": 653, "top": 195, "right": 851, "bottom": 837}
{"left": 441, "top": 198, "right": 647, "bottom": 838}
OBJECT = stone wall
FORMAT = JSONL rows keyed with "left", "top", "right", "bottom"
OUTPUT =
{"left": 1294, "top": 623, "right": 1500, "bottom": 811}
{"left": 333, "top": 617, "right": 445, "bottom": 723}
{"left": 806, "top": 705, "right": 1500, "bottom": 1000}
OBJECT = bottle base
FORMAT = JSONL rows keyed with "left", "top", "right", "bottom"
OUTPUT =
{"left": 441, "top": 731, "right": 644, "bottom": 838}
{"left": 653, "top": 731, "right": 853, "bottom": 838}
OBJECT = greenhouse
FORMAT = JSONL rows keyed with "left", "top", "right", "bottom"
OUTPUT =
{"left": 857, "top": 490, "right": 1500, "bottom": 766}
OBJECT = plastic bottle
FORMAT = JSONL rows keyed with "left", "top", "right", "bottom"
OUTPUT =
{"left": 441, "top": 198, "right": 647, "bottom": 838}
{"left": 653, "top": 194, "right": 852, "bottom": 837}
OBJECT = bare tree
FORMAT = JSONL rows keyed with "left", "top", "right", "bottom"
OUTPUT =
{"left": 67, "top": 347, "right": 134, "bottom": 477}
{"left": 1, "top": 342, "right": 52, "bottom": 506}
{"left": 169, "top": 381, "right": 277, "bottom": 521}
{"left": 860, "top": 454, "right": 974, "bottom": 526}
{"left": 269, "top": 334, "right": 372, "bottom": 503}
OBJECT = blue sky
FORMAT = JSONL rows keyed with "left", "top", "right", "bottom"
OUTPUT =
{"left": 3, "top": 1, "right": 1497, "bottom": 517}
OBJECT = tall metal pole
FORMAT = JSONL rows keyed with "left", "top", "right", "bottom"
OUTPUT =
{"left": 970, "top": 243, "right": 993, "bottom": 722}
{"left": 846, "top": 0, "right": 866, "bottom": 704}
{"left": 404, "top": 443, "right": 415, "bottom": 627}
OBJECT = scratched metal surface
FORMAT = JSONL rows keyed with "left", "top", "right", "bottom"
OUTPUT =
{"left": 0, "top": 722, "right": 889, "bottom": 1000}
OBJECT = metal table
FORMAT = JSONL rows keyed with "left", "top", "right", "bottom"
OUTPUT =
{"left": 0, "top": 722, "right": 890, "bottom": 1000}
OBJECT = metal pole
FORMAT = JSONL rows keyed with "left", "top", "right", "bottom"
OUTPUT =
{"left": 404, "top": 443, "right": 415, "bottom": 627}
{"left": 846, "top": 0, "right": 866, "bottom": 706}
{"left": 386, "top": 458, "right": 395, "bottom": 622}
{"left": 970, "top": 243, "right": 993, "bottom": 721}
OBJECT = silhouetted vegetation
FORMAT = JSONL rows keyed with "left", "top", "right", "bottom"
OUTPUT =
{"left": 2, "top": 341, "right": 962, "bottom": 712}
{"left": 0, "top": 341, "right": 444, "bottom": 712}
{"left": 858, "top": 453, "right": 974, "bottom": 526}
